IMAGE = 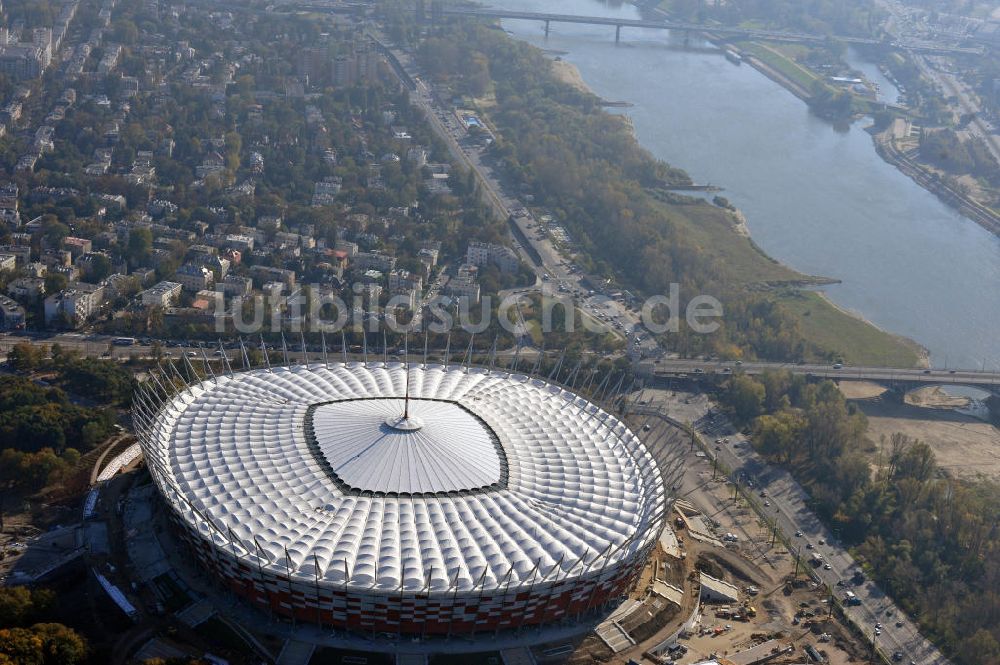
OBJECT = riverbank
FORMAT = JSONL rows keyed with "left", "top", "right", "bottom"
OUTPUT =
{"left": 550, "top": 56, "right": 589, "bottom": 93}
{"left": 550, "top": 56, "right": 634, "bottom": 107}
{"left": 773, "top": 289, "right": 927, "bottom": 367}
{"left": 872, "top": 126, "right": 1000, "bottom": 237}
{"left": 637, "top": 2, "right": 1000, "bottom": 241}
{"left": 537, "top": 51, "right": 923, "bottom": 366}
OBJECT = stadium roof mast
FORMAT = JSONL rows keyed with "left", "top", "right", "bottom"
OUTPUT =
{"left": 404, "top": 333, "right": 411, "bottom": 420}
{"left": 404, "top": 361, "right": 411, "bottom": 420}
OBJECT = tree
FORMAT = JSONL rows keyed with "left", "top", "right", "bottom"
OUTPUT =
{"left": 726, "top": 374, "right": 765, "bottom": 426}
{"left": 43, "top": 273, "right": 67, "bottom": 295}
{"left": 0, "top": 588, "right": 54, "bottom": 627}
{"left": 7, "top": 343, "right": 45, "bottom": 373}
{"left": 84, "top": 254, "right": 112, "bottom": 282}
{"left": 32, "top": 623, "right": 87, "bottom": 665}
{"left": 0, "top": 623, "right": 87, "bottom": 665}
{"left": 893, "top": 439, "right": 936, "bottom": 484}
{"left": 41, "top": 217, "right": 69, "bottom": 248}
{"left": 753, "top": 410, "right": 805, "bottom": 464}
{"left": 126, "top": 227, "right": 152, "bottom": 267}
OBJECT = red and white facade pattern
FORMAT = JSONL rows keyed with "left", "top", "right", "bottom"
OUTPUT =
{"left": 134, "top": 363, "right": 666, "bottom": 636}
{"left": 173, "top": 513, "right": 653, "bottom": 634}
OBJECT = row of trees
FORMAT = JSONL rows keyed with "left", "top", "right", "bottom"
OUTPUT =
{"left": 418, "top": 23, "right": 825, "bottom": 362}
{"left": 7, "top": 343, "right": 134, "bottom": 407}
{"left": 0, "top": 374, "right": 115, "bottom": 455}
{"left": 919, "top": 128, "right": 1000, "bottom": 185}
{"left": 0, "top": 587, "right": 87, "bottom": 665}
{"left": 720, "top": 372, "right": 1000, "bottom": 664}
{"left": 667, "top": 0, "right": 882, "bottom": 38}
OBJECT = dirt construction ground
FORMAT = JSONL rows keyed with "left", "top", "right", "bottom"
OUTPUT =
{"left": 856, "top": 398, "right": 1000, "bottom": 481}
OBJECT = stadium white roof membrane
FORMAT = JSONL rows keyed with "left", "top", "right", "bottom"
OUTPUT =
{"left": 145, "top": 363, "right": 665, "bottom": 592}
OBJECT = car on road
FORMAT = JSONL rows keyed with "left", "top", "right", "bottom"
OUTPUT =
{"left": 806, "top": 542, "right": 814, "bottom": 549}
{"left": 832, "top": 363, "right": 843, "bottom": 369}
{"left": 795, "top": 530, "right": 803, "bottom": 537}
{"left": 824, "top": 563, "right": 832, "bottom": 570}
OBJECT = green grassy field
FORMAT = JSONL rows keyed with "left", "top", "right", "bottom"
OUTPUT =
{"left": 739, "top": 42, "right": 820, "bottom": 92}
{"left": 660, "top": 199, "right": 810, "bottom": 285}
{"left": 774, "top": 289, "right": 925, "bottom": 367}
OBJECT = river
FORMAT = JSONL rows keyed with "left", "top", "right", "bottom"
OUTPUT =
{"left": 489, "top": 0, "right": 1000, "bottom": 370}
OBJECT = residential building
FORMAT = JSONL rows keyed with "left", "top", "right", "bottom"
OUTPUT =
{"left": 444, "top": 264, "right": 481, "bottom": 302}
{"left": 354, "top": 251, "right": 396, "bottom": 272}
{"left": 335, "top": 240, "right": 359, "bottom": 258}
{"left": 218, "top": 274, "right": 253, "bottom": 298}
{"left": 7, "top": 277, "right": 46, "bottom": 300}
{"left": 139, "top": 281, "right": 182, "bottom": 308}
{"left": 63, "top": 236, "right": 92, "bottom": 257}
{"left": 0, "top": 182, "right": 18, "bottom": 226}
{"left": 175, "top": 263, "right": 215, "bottom": 291}
{"left": 467, "top": 241, "right": 520, "bottom": 273}
{"left": 225, "top": 234, "right": 254, "bottom": 252}
{"left": 312, "top": 177, "right": 343, "bottom": 207}
{"left": 0, "top": 44, "right": 45, "bottom": 80}
{"left": 0, "top": 245, "right": 30, "bottom": 266}
{"left": 251, "top": 265, "right": 296, "bottom": 289}
{"left": 388, "top": 269, "right": 423, "bottom": 295}
{"left": 44, "top": 283, "right": 105, "bottom": 328}
{"left": 0, "top": 294, "right": 25, "bottom": 330}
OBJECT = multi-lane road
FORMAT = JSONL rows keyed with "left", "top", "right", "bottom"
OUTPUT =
{"left": 701, "top": 412, "right": 951, "bottom": 665}
{"left": 396, "top": 39, "right": 659, "bottom": 353}
{"left": 642, "top": 358, "right": 1000, "bottom": 389}
{"left": 636, "top": 397, "right": 953, "bottom": 665}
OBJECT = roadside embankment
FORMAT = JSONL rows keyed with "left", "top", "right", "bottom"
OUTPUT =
{"left": 872, "top": 129, "right": 1000, "bottom": 238}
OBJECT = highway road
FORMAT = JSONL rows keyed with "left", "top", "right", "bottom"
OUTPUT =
{"left": 635, "top": 396, "right": 953, "bottom": 665}
{"left": 389, "top": 38, "right": 661, "bottom": 353}
{"left": 641, "top": 358, "right": 1000, "bottom": 389}
{"left": 873, "top": 0, "right": 1000, "bottom": 164}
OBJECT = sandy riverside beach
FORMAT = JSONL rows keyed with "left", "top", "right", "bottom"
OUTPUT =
{"left": 549, "top": 56, "right": 595, "bottom": 96}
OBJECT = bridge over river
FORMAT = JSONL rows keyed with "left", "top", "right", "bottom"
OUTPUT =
{"left": 432, "top": 6, "right": 983, "bottom": 56}
{"left": 640, "top": 359, "right": 1000, "bottom": 393}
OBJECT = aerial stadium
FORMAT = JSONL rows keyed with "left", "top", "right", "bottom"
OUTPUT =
{"left": 132, "top": 358, "right": 669, "bottom": 637}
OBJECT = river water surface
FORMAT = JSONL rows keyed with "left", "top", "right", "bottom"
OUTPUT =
{"left": 490, "top": 0, "right": 1000, "bottom": 369}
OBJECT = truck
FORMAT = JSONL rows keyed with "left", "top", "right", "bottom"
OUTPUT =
{"left": 810, "top": 552, "right": 824, "bottom": 567}
{"left": 844, "top": 591, "right": 861, "bottom": 606}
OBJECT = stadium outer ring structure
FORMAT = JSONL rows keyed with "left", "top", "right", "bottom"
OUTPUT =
{"left": 132, "top": 359, "right": 669, "bottom": 637}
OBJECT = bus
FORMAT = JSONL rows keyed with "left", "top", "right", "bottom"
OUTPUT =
{"left": 112, "top": 337, "right": 136, "bottom": 346}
